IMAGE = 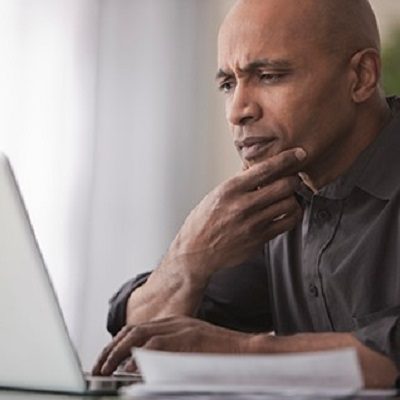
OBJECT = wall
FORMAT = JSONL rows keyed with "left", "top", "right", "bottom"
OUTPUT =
{"left": 79, "top": 0, "right": 237, "bottom": 369}
{"left": 0, "top": 0, "right": 99, "bottom": 347}
{"left": 370, "top": 0, "right": 400, "bottom": 42}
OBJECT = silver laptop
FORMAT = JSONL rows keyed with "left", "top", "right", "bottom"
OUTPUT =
{"left": 0, "top": 153, "right": 139, "bottom": 394}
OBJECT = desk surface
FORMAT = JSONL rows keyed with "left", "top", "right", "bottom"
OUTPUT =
{"left": 0, "top": 391, "right": 115, "bottom": 400}
{"left": 0, "top": 389, "right": 398, "bottom": 400}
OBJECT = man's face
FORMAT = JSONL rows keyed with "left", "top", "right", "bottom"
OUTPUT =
{"left": 217, "top": 1, "right": 356, "bottom": 171}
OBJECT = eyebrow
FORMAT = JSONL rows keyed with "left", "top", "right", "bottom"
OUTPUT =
{"left": 215, "top": 58, "right": 293, "bottom": 80}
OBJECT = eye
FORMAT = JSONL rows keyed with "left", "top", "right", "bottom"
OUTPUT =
{"left": 218, "top": 80, "right": 236, "bottom": 93}
{"left": 259, "top": 72, "right": 286, "bottom": 83}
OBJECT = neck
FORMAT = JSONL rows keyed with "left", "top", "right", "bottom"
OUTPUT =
{"left": 304, "top": 98, "right": 393, "bottom": 191}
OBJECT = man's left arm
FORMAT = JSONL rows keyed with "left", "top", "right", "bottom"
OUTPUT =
{"left": 249, "top": 330, "right": 398, "bottom": 389}
{"left": 94, "top": 316, "right": 398, "bottom": 389}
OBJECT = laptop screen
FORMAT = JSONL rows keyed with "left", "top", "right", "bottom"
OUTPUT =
{"left": 0, "top": 153, "right": 86, "bottom": 393}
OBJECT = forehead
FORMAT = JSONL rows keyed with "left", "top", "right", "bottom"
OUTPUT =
{"left": 217, "top": 1, "right": 322, "bottom": 70}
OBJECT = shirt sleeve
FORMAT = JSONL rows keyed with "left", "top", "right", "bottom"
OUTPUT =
{"left": 353, "top": 305, "right": 400, "bottom": 370}
{"left": 107, "top": 252, "right": 273, "bottom": 336}
{"left": 197, "top": 252, "right": 273, "bottom": 333}
{"left": 107, "top": 272, "right": 151, "bottom": 336}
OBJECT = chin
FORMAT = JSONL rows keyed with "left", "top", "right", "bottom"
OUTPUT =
{"left": 245, "top": 151, "right": 280, "bottom": 167}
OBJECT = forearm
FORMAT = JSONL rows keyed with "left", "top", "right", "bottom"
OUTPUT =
{"left": 125, "top": 151, "right": 304, "bottom": 326}
{"left": 126, "top": 255, "right": 210, "bottom": 325}
{"left": 248, "top": 332, "right": 398, "bottom": 389}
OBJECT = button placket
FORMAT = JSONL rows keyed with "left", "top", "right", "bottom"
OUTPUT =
{"left": 302, "top": 196, "right": 341, "bottom": 330}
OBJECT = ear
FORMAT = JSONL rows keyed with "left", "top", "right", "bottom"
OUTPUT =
{"left": 349, "top": 48, "right": 381, "bottom": 103}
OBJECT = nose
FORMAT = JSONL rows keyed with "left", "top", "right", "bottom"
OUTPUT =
{"left": 226, "top": 83, "right": 262, "bottom": 126}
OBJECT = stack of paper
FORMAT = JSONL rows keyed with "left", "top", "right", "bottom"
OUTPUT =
{"left": 122, "top": 347, "right": 364, "bottom": 397}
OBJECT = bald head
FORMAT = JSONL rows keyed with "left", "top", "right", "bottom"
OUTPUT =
{"left": 315, "top": 0, "right": 380, "bottom": 54}
{"left": 220, "top": 0, "right": 380, "bottom": 60}
{"left": 217, "top": 0, "right": 388, "bottom": 190}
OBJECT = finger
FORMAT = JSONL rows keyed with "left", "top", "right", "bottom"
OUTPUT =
{"left": 268, "top": 206, "right": 303, "bottom": 236}
{"left": 143, "top": 330, "right": 193, "bottom": 353}
{"left": 121, "top": 358, "right": 138, "bottom": 373}
{"left": 241, "top": 175, "right": 301, "bottom": 218}
{"left": 241, "top": 161, "right": 250, "bottom": 171}
{"left": 99, "top": 319, "right": 190, "bottom": 375}
{"left": 92, "top": 326, "right": 131, "bottom": 375}
{"left": 250, "top": 195, "right": 302, "bottom": 232}
{"left": 259, "top": 200, "right": 303, "bottom": 240}
{"left": 100, "top": 326, "right": 150, "bottom": 375}
{"left": 131, "top": 315, "right": 190, "bottom": 329}
{"left": 234, "top": 147, "right": 307, "bottom": 192}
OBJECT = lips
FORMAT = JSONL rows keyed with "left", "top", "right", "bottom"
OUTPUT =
{"left": 235, "top": 137, "right": 275, "bottom": 161}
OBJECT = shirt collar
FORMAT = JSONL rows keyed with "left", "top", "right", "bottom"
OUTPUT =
{"left": 301, "top": 96, "right": 400, "bottom": 201}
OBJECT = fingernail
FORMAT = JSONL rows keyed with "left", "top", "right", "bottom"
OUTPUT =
{"left": 295, "top": 148, "right": 307, "bottom": 161}
{"left": 298, "top": 172, "right": 318, "bottom": 194}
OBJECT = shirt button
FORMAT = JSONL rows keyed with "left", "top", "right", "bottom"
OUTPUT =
{"left": 309, "top": 283, "right": 319, "bottom": 297}
{"left": 317, "top": 209, "right": 331, "bottom": 222}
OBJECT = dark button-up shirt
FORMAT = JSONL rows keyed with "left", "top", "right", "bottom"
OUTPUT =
{"left": 108, "top": 97, "right": 400, "bottom": 371}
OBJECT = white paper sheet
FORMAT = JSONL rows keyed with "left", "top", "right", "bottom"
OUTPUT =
{"left": 122, "top": 347, "right": 364, "bottom": 397}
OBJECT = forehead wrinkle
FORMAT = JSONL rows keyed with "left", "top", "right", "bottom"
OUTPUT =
{"left": 217, "top": 8, "right": 323, "bottom": 76}
{"left": 217, "top": 58, "right": 294, "bottom": 79}
{"left": 242, "top": 59, "right": 293, "bottom": 72}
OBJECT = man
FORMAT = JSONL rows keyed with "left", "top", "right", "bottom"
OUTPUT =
{"left": 93, "top": 0, "right": 399, "bottom": 388}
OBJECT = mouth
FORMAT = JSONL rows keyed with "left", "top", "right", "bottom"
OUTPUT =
{"left": 235, "top": 137, "right": 276, "bottom": 161}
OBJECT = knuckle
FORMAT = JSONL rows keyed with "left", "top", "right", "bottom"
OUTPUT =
{"left": 130, "top": 325, "right": 145, "bottom": 338}
{"left": 222, "top": 177, "right": 238, "bottom": 194}
{"left": 216, "top": 179, "right": 241, "bottom": 203}
{"left": 229, "top": 202, "right": 245, "bottom": 220}
{"left": 215, "top": 184, "right": 229, "bottom": 201}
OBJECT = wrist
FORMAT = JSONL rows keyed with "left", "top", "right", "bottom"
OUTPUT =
{"left": 160, "top": 248, "right": 215, "bottom": 288}
{"left": 244, "top": 333, "right": 276, "bottom": 353}
{"left": 125, "top": 259, "right": 209, "bottom": 325}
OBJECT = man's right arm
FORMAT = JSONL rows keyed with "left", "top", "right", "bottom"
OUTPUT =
{"left": 94, "top": 149, "right": 306, "bottom": 375}
{"left": 108, "top": 252, "right": 273, "bottom": 336}
{"left": 120, "top": 149, "right": 305, "bottom": 326}
{"left": 124, "top": 253, "right": 210, "bottom": 325}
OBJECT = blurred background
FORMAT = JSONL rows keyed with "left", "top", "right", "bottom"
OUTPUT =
{"left": 0, "top": 0, "right": 399, "bottom": 370}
